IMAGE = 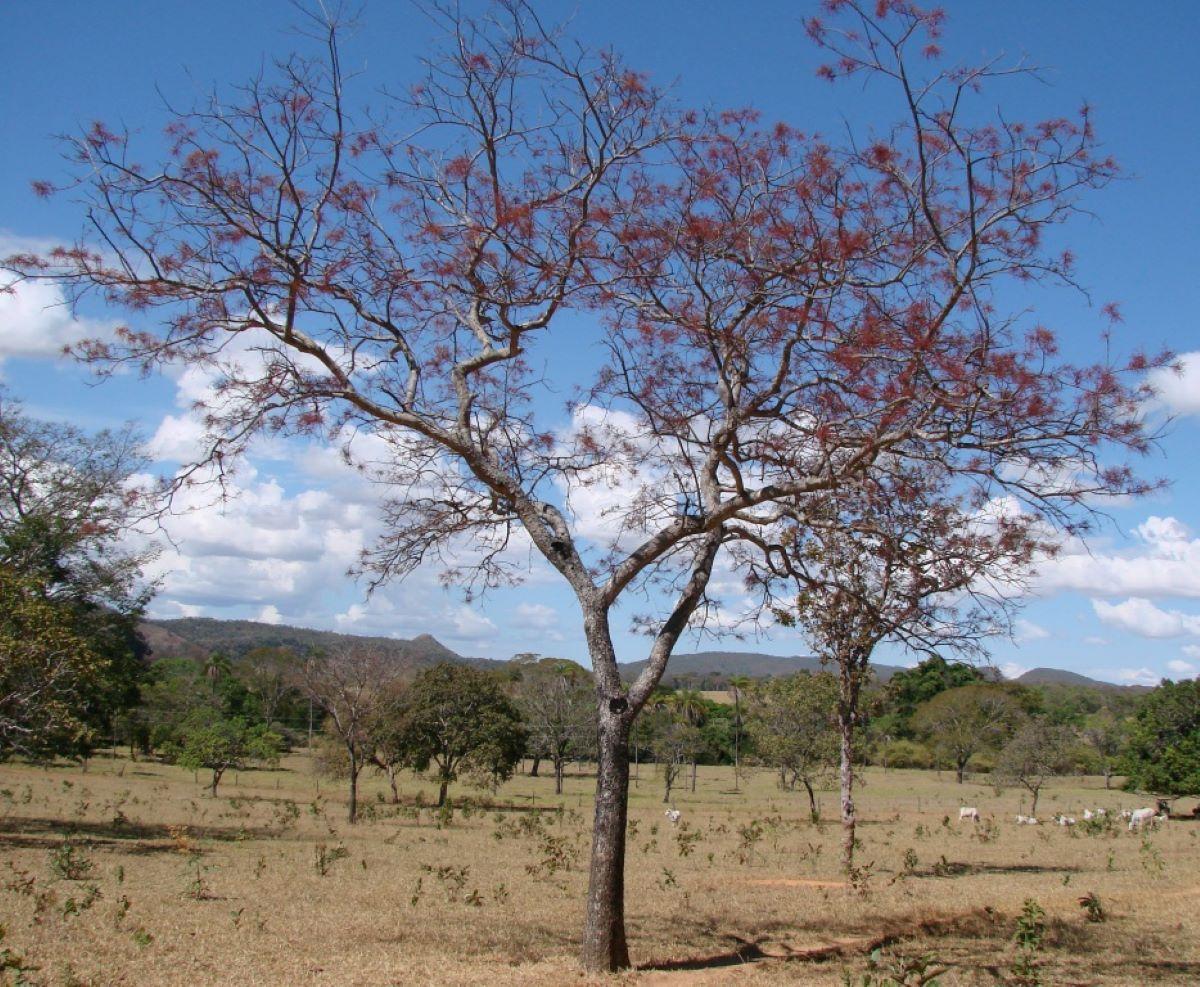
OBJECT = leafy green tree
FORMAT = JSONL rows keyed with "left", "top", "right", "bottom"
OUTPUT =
{"left": 395, "top": 664, "right": 525, "bottom": 807}
{"left": 881, "top": 655, "right": 989, "bottom": 737}
{"left": 744, "top": 672, "right": 839, "bottom": 822}
{"left": 995, "top": 721, "right": 1075, "bottom": 816}
{"left": 163, "top": 710, "right": 282, "bottom": 796}
{"left": 0, "top": 392, "right": 155, "bottom": 757}
{"left": 0, "top": 565, "right": 107, "bottom": 759}
{"left": 1123, "top": 679, "right": 1200, "bottom": 798}
{"left": 912, "top": 684, "right": 1023, "bottom": 783}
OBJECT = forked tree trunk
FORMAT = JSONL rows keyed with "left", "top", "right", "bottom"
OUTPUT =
{"left": 581, "top": 711, "right": 631, "bottom": 972}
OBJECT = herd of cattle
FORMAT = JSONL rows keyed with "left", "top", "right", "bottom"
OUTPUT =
{"left": 958, "top": 805, "right": 1168, "bottom": 829}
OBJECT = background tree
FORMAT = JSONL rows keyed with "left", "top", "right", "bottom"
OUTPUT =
{"left": 5, "top": 1, "right": 1161, "bottom": 970}
{"left": 1081, "top": 708, "right": 1129, "bottom": 790}
{"left": 669, "top": 689, "right": 708, "bottom": 794}
{"left": 876, "top": 656, "right": 990, "bottom": 740}
{"left": 744, "top": 672, "right": 840, "bottom": 822}
{"left": 913, "top": 684, "right": 1024, "bottom": 785}
{"left": 1123, "top": 679, "right": 1200, "bottom": 799}
{"left": 644, "top": 706, "right": 703, "bottom": 806}
{"left": 395, "top": 664, "right": 525, "bottom": 807}
{"left": 766, "top": 466, "right": 1039, "bottom": 875}
{"left": 727, "top": 674, "right": 751, "bottom": 792}
{"left": 299, "top": 645, "right": 406, "bottom": 823}
{"left": 510, "top": 656, "right": 595, "bottom": 795}
{"left": 161, "top": 710, "right": 282, "bottom": 796}
{"left": 237, "top": 646, "right": 300, "bottom": 731}
{"left": 995, "top": 721, "right": 1076, "bottom": 816}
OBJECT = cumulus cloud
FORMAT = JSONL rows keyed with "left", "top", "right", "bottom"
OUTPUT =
{"left": 1148, "top": 351, "right": 1200, "bottom": 416}
{"left": 0, "top": 276, "right": 113, "bottom": 368}
{"left": 1091, "top": 597, "right": 1200, "bottom": 639}
{"left": 1166, "top": 659, "right": 1197, "bottom": 677}
{"left": 1037, "top": 516, "right": 1200, "bottom": 599}
{"left": 1000, "top": 662, "right": 1030, "bottom": 680}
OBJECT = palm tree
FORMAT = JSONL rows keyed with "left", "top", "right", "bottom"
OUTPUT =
{"left": 727, "top": 675, "right": 751, "bottom": 792}
{"left": 670, "top": 689, "right": 708, "bottom": 792}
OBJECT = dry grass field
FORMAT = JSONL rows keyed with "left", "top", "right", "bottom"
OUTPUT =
{"left": 0, "top": 753, "right": 1197, "bottom": 986}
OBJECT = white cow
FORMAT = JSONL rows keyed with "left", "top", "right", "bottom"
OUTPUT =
{"left": 1055, "top": 814, "right": 1076, "bottom": 827}
{"left": 1120, "top": 809, "right": 1134, "bottom": 821}
{"left": 664, "top": 809, "right": 682, "bottom": 826}
{"left": 959, "top": 806, "right": 980, "bottom": 823}
{"left": 1128, "top": 807, "right": 1156, "bottom": 831}
{"left": 1016, "top": 814, "right": 1039, "bottom": 825}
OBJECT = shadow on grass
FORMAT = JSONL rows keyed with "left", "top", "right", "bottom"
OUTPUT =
{"left": 917, "top": 860, "right": 1079, "bottom": 878}
{"left": 0, "top": 816, "right": 278, "bottom": 852}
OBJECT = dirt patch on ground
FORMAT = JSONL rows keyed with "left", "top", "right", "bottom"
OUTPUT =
{"left": 743, "top": 878, "right": 848, "bottom": 889}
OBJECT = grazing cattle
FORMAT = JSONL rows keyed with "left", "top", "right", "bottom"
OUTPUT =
{"left": 1154, "top": 813, "right": 1169, "bottom": 826}
{"left": 1083, "top": 809, "right": 1108, "bottom": 821}
{"left": 1055, "top": 814, "right": 1076, "bottom": 827}
{"left": 1083, "top": 810, "right": 1094, "bottom": 820}
{"left": 1120, "top": 809, "right": 1134, "bottom": 821}
{"left": 664, "top": 809, "right": 682, "bottom": 826}
{"left": 1016, "top": 814, "right": 1038, "bottom": 825}
{"left": 959, "top": 807, "right": 980, "bottom": 823}
{"left": 1128, "top": 807, "right": 1156, "bottom": 831}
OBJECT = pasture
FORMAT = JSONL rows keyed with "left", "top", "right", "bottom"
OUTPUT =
{"left": 0, "top": 754, "right": 1196, "bottom": 985}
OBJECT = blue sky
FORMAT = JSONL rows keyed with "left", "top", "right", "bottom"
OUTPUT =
{"left": 1, "top": 2, "right": 1198, "bottom": 683}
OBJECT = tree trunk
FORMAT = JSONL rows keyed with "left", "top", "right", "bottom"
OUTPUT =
{"left": 347, "top": 755, "right": 359, "bottom": 824}
{"left": 554, "top": 758, "right": 564, "bottom": 795}
{"left": 690, "top": 759, "right": 697, "bottom": 793}
{"left": 1030, "top": 787, "right": 1040, "bottom": 817}
{"left": 581, "top": 711, "right": 631, "bottom": 973}
{"left": 955, "top": 757, "right": 966, "bottom": 784}
{"left": 437, "top": 775, "right": 449, "bottom": 807}
{"left": 529, "top": 756, "right": 541, "bottom": 778}
{"left": 211, "top": 768, "right": 223, "bottom": 797}
{"left": 803, "top": 778, "right": 819, "bottom": 824}
{"left": 1103, "top": 766, "right": 1112, "bottom": 790}
{"left": 387, "top": 764, "right": 400, "bottom": 804}
{"left": 839, "top": 717, "right": 855, "bottom": 876}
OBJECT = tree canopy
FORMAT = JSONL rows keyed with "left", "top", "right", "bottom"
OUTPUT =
{"left": 1123, "top": 679, "right": 1200, "bottom": 798}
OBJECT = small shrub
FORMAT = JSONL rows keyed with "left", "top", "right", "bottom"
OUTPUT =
{"left": 49, "top": 841, "right": 93, "bottom": 882}
{"left": 1077, "top": 891, "right": 1105, "bottom": 923}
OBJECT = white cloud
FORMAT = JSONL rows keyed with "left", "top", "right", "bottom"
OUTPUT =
{"left": 1000, "top": 662, "right": 1030, "bottom": 680}
{"left": 1037, "top": 516, "right": 1200, "bottom": 599}
{"left": 1166, "top": 659, "right": 1197, "bottom": 677}
{"left": 1091, "top": 597, "right": 1200, "bottom": 639}
{"left": 1148, "top": 351, "right": 1200, "bottom": 416}
{"left": 1183, "top": 644, "right": 1200, "bottom": 660}
{"left": 1013, "top": 619, "right": 1050, "bottom": 644}
{"left": 257, "top": 605, "right": 283, "bottom": 625}
{"left": 1083, "top": 636, "right": 1108, "bottom": 646}
{"left": 1114, "top": 667, "right": 1160, "bottom": 687}
{"left": 0, "top": 276, "right": 113, "bottom": 367}
{"left": 513, "top": 602, "right": 560, "bottom": 631}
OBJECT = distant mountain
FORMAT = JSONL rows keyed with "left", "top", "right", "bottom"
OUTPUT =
{"left": 1015, "top": 667, "right": 1147, "bottom": 691}
{"left": 617, "top": 650, "right": 906, "bottom": 688}
{"left": 139, "top": 617, "right": 498, "bottom": 674}
{"left": 141, "top": 617, "right": 1147, "bottom": 692}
